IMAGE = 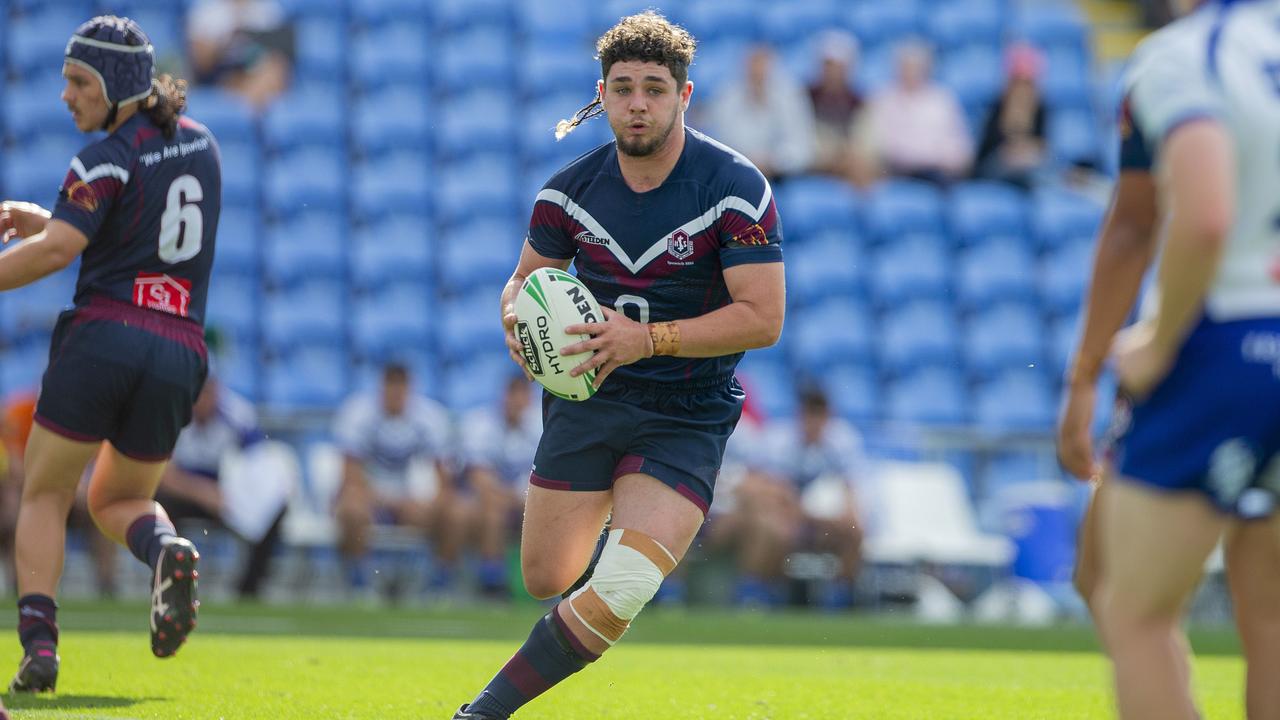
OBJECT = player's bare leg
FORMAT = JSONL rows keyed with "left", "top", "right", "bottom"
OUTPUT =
{"left": 1097, "top": 478, "right": 1224, "bottom": 720}
{"left": 10, "top": 425, "right": 99, "bottom": 692}
{"left": 518, "top": 485, "right": 612, "bottom": 599}
{"left": 1225, "top": 518, "right": 1280, "bottom": 720}
{"left": 87, "top": 445, "right": 198, "bottom": 658}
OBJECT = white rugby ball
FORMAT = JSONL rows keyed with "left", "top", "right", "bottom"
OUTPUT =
{"left": 513, "top": 267, "right": 603, "bottom": 401}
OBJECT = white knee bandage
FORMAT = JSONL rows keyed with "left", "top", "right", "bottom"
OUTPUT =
{"left": 567, "top": 528, "right": 677, "bottom": 646}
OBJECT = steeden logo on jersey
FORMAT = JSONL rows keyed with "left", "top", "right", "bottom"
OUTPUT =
{"left": 574, "top": 230, "right": 609, "bottom": 247}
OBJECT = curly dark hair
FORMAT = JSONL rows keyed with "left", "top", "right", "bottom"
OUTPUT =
{"left": 141, "top": 74, "right": 188, "bottom": 140}
{"left": 556, "top": 10, "right": 697, "bottom": 140}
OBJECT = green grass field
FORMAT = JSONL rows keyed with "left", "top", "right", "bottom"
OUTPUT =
{"left": 1, "top": 601, "right": 1246, "bottom": 719}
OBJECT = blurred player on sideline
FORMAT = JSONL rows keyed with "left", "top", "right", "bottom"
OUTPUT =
{"left": 1059, "top": 1, "right": 1280, "bottom": 717}
{"left": 0, "top": 16, "right": 219, "bottom": 691}
{"left": 454, "top": 11, "right": 785, "bottom": 719}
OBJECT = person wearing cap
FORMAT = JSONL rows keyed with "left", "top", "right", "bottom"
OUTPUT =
{"left": 0, "top": 15, "right": 221, "bottom": 692}
{"left": 975, "top": 42, "right": 1049, "bottom": 190}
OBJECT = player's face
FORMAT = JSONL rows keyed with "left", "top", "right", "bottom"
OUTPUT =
{"left": 61, "top": 62, "right": 108, "bottom": 133}
{"left": 600, "top": 61, "right": 692, "bottom": 158}
{"left": 383, "top": 377, "right": 409, "bottom": 416}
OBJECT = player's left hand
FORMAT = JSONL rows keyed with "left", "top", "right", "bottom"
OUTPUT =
{"left": 562, "top": 307, "right": 654, "bottom": 389}
{"left": 0, "top": 201, "right": 51, "bottom": 243}
{"left": 1111, "top": 321, "right": 1176, "bottom": 401}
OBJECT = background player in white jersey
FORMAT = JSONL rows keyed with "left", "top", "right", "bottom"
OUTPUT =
{"left": 1069, "top": 1, "right": 1280, "bottom": 717}
{"left": 454, "top": 11, "right": 785, "bottom": 719}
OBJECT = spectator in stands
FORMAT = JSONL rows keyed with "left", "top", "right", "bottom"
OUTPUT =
{"left": 805, "top": 31, "right": 875, "bottom": 187}
{"left": 975, "top": 43, "right": 1049, "bottom": 190}
{"left": 459, "top": 375, "right": 540, "bottom": 599}
{"left": 727, "top": 386, "right": 866, "bottom": 608}
{"left": 707, "top": 43, "right": 816, "bottom": 183}
{"left": 865, "top": 40, "right": 973, "bottom": 183}
{"left": 187, "top": 0, "right": 293, "bottom": 110}
{"left": 333, "top": 363, "right": 463, "bottom": 595}
{"left": 153, "top": 375, "right": 284, "bottom": 599}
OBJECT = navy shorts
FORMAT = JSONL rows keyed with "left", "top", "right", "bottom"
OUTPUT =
{"left": 531, "top": 375, "right": 746, "bottom": 516}
{"left": 1110, "top": 316, "right": 1280, "bottom": 518}
{"left": 35, "top": 297, "right": 208, "bottom": 462}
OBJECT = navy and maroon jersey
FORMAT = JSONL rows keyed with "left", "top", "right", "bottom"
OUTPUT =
{"left": 527, "top": 126, "right": 783, "bottom": 386}
{"left": 51, "top": 112, "right": 220, "bottom": 325}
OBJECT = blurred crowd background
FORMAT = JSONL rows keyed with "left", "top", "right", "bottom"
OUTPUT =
{"left": 0, "top": 0, "right": 1198, "bottom": 623}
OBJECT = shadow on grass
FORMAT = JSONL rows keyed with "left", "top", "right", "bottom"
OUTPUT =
{"left": 5, "top": 694, "right": 163, "bottom": 711}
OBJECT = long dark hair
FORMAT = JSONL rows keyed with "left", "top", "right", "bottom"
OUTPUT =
{"left": 141, "top": 74, "right": 188, "bottom": 139}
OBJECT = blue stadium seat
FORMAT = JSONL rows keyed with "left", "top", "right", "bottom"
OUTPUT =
{"left": 278, "top": 0, "right": 344, "bottom": 14}
{"left": 776, "top": 175, "right": 861, "bottom": 241}
{"left": 118, "top": 7, "right": 182, "bottom": 56}
{"left": 185, "top": 88, "right": 257, "bottom": 145}
{"left": 855, "top": 42, "right": 898, "bottom": 96}
{"left": 693, "top": 39, "right": 751, "bottom": 101}
{"left": 351, "top": 214, "right": 434, "bottom": 290}
{"left": 785, "top": 232, "right": 863, "bottom": 307}
{"left": 0, "top": 342, "right": 48, "bottom": 398}
{"left": 261, "top": 280, "right": 346, "bottom": 351}
{"left": 517, "top": 42, "right": 598, "bottom": 98}
{"left": 7, "top": 8, "right": 84, "bottom": 76}
{"left": 868, "top": 233, "right": 951, "bottom": 307}
{"left": 205, "top": 270, "right": 260, "bottom": 343}
{"left": 292, "top": 15, "right": 347, "bottom": 82}
{"left": 436, "top": 27, "right": 517, "bottom": 95}
{"left": 2, "top": 146, "right": 73, "bottom": 207}
{"left": 439, "top": 290, "right": 507, "bottom": 364}
{"left": 211, "top": 342, "right": 261, "bottom": 403}
{"left": 939, "top": 43, "right": 1004, "bottom": 112}
{"left": 262, "top": 148, "right": 346, "bottom": 218}
{"left": 955, "top": 236, "right": 1038, "bottom": 309}
{"left": 679, "top": 0, "right": 760, "bottom": 45}
{"left": 442, "top": 352, "right": 513, "bottom": 412}
{"left": 436, "top": 0, "right": 514, "bottom": 31}
{"left": 948, "top": 181, "right": 1028, "bottom": 244}
{"left": 926, "top": 0, "right": 1003, "bottom": 50}
{"left": 789, "top": 298, "right": 875, "bottom": 372}
{"left": 1014, "top": 3, "right": 1088, "bottom": 52}
{"left": 974, "top": 368, "right": 1056, "bottom": 433}
{"left": 735, "top": 356, "right": 797, "bottom": 421}
{"left": 3, "top": 82, "right": 76, "bottom": 143}
{"left": 520, "top": 90, "right": 608, "bottom": 163}
{"left": 879, "top": 300, "right": 961, "bottom": 374}
{"left": 0, "top": 270, "right": 74, "bottom": 343}
{"left": 884, "top": 365, "right": 969, "bottom": 427}
{"left": 7, "top": 0, "right": 94, "bottom": 15}
{"left": 864, "top": 180, "right": 945, "bottom": 242}
{"left": 1049, "top": 106, "right": 1101, "bottom": 168}
{"left": 213, "top": 204, "right": 260, "bottom": 275}
{"left": 760, "top": 0, "right": 842, "bottom": 49}
{"left": 846, "top": 0, "right": 922, "bottom": 47}
{"left": 515, "top": 0, "right": 594, "bottom": 42}
{"left": 1048, "top": 313, "right": 1079, "bottom": 377}
{"left": 1040, "top": 236, "right": 1093, "bottom": 316}
{"left": 436, "top": 155, "right": 521, "bottom": 227}
{"left": 437, "top": 89, "right": 519, "bottom": 160}
{"left": 263, "top": 344, "right": 350, "bottom": 410}
{"left": 823, "top": 362, "right": 880, "bottom": 425}
{"left": 352, "top": 85, "right": 432, "bottom": 158}
{"left": 350, "top": 0, "right": 432, "bottom": 28}
{"left": 350, "top": 282, "right": 433, "bottom": 359}
{"left": 440, "top": 219, "right": 522, "bottom": 294}
{"left": 350, "top": 24, "right": 430, "bottom": 92}
{"left": 1040, "top": 56, "right": 1093, "bottom": 109}
{"left": 263, "top": 212, "right": 347, "bottom": 285}
{"left": 261, "top": 88, "right": 346, "bottom": 151}
{"left": 218, "top": 141, "right": 261, "bottom": 207}
{"left": 1031, "top": 187, "right": 1102, "bottom": 249}
{"left": 351, "top": 154, "right": 433, "bottom": 220}
{"left": 963, "top": 301, "right": 1046, "bottom": 379}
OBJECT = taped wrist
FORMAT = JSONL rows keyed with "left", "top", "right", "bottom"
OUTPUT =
{"left": 648, "top": 321, "right": 681, "bottom": 357}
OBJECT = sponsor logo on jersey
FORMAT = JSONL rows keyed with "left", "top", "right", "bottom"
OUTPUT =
{"left": 62, "top": 178, "right": 99, "bottom": 213}
{"left": 667, "top": 230, "right": 693, "bottom": 260}
{"left": 133, "top": 273, "right": 192, "bottom": 318}
{"left": 731, "top": 223, "right": 769, "bottom": 247}
{"left": 516, "top": 321, "right": 543, "bottom": 375}
{"left": 575, "top": 230, "right": 609, "bottom": 247}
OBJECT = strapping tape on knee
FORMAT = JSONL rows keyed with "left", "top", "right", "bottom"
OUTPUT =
{"left": 566, "top": 528, "right": 676, "bottom": 646}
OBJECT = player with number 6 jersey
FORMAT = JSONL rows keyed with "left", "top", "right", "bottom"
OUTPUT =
{"left": 0, "top": 15, "right": 217, "bottom": 693}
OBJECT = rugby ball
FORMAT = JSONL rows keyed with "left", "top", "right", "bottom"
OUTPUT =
{"left": 513, "top": 267, "right": 603, "bottom": 401}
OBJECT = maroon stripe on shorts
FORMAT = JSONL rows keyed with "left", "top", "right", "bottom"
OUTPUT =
{"left": 528, "top": 472, "right": 573, "bottom": 491}
{"left": 74, "top": 296, "right": 206, "bottom": 360}
{"left": 611, "top": 454, "right": 645, "bottom": 481}
{"left": 32, "top": 414, "right": 101, "bottom": 443}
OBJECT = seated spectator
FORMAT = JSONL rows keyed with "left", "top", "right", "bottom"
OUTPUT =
{"left": 806, "top": 31, "right": 875, "bottom": 187}
{"left": 154, "top": 375, "right": 285, "bottom": 599}
{"left": 865, "top": 40, "right": 973, "bottom": 183}
{"left": 707, "top": 43, "right": 816, "bottom": 183}
{"left": 459, "top": 376, "right": 541, "bottom": 599}
{"left": 187, "top": 0, "right": 293, "bottom": 110}
{"left": 975, "top": 44, "right": 1049, "bottom": 189}
{"left": 728, "top": 386, "right": 866, "bottom": 608}
{"left": 332, "top": 364, "right": 462, "bottom": 595}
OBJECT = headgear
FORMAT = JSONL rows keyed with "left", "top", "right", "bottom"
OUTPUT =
{"left": 64, "top": 15, "right": 154, "bottom": 130}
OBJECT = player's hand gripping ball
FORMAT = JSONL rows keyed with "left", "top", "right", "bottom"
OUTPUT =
{"left": 513, "top": 268, "right": 603, "bottom": 401}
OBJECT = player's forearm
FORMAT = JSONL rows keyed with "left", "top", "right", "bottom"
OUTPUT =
{"left": 1151, "top": 218, "right": 1226, "bottom": 351}
{"left": 652, "top": 300, "right": 782, "bottom": 358}
{"left": 1069, "top": 222, "right": 1156, "bottom": 383}
{"left": 0, "top": 232, "right": 77, "bottom": 291}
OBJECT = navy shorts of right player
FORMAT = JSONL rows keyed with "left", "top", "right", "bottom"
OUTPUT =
{"left": 1110, "top": 316, "right": 1280, "bottom": 518}
{"left": 531, "top": 375, "right": 746, "bottom": 515}
{"left": 35, "top": 297, "right": 208, "bottom": 462}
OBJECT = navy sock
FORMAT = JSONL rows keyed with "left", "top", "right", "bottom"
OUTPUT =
{"left": 467, "top": 607, "right": 597, "bottom": 718}
{"left": 17, "top": 594, "right": 58, "bottom": 651}
{"left": 125, "top": 514, "right": 177, "bottom": 570}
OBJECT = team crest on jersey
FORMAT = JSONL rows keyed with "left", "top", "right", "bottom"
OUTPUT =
{"left": 667, "top": 230, "right": 693, "bottom": 260}
{"left": 61, "top": 178, "right": 98, "bottom": 213}
{"left": 574, "top": 230, "right": 609, "bottom": 247}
